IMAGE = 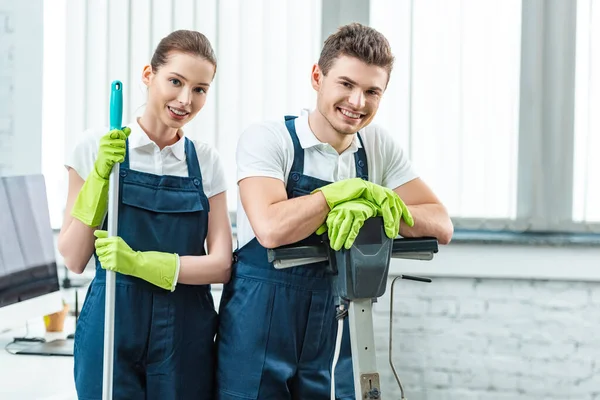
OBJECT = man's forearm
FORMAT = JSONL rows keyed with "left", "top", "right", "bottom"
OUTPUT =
{"left": 253, "top": 192, "right": 330, "bottom": 248}
{"left": 399, "top": 204, "right": 454, "bottom": 244}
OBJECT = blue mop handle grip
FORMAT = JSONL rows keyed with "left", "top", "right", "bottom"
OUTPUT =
{"left": 109, "top": 80, "right": 123, "bottom": 130}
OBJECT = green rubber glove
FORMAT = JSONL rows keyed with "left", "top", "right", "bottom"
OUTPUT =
{"left": 315, "top": 199, "right": 379, "bottom": 251}
{"left": 94, "top": 230, "right": 178, "bottom": 291}
{"left": 71, "top": 127, "right": 131, "bottom": 227}
{"left": 313, "top": 178, "right": 414, "bottom": 238}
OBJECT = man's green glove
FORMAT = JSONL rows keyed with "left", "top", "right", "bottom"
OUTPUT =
{"left": 315, "top": 199, "right": 379, "bottom": 251}
{"left": 94, "top": 230, "right": 178, "bottom": 291}
{"left": 71, "top": 127, "right": 131, "bottom": 227}
{"left": 313, "top": 178, "right": 414, "bottom": 239}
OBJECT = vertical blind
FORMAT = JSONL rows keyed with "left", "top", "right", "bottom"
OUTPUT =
{"left": 370, "top": 0, "right": 522, "bottom": 220}
{"left": 574, "top": 0, "right": 600, "bottom": 223}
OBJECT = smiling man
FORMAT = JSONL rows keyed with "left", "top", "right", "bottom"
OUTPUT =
{"left": 216, "top": 23, "right": 453, "bottom": 400}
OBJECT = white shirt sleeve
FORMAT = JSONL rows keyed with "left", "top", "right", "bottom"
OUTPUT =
{"left": 380, "top": 129, "right": 419, "bottom": 190}
{"left": 193, "top": 141, "right": 228, "bottom": 198}
{"left": 65, "top": 128, "right": 103, "bottom": 180}
{"left": 236, "top": 121, "right": 290, "bottom": 183}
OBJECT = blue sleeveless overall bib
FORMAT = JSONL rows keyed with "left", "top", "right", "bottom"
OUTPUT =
{"left": 74, "top": 138, "right": 217, "bottom": 400}
{"left": 216, "top": 116, "right": 368, "bottom": 399}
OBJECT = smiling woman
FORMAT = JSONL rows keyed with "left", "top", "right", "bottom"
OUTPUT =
{"left": 56, "top": 29, "right": 233, "bottom": 400}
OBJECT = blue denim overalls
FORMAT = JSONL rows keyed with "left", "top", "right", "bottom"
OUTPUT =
{"left": 74, "top": 138, "right": 217, "bottom": 400}
{"left": 216, "top": 116, "right": 368, "bottom": 399}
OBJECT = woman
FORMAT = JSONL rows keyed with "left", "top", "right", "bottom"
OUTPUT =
{"left": 58, "top": 30, "right": 232, "bottom": 400}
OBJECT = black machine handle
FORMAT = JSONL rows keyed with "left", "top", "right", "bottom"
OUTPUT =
{"left": 267, "top": 237, "right": 438, "bottom": 264}
{"left": 267, "top": 218, "right": 436, "bottom": 300}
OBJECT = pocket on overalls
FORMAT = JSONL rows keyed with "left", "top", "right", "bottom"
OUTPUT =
{"left": 194, "top": 288, "right": 218, "bottom": 335}
{"left": 121, "top": 183, "right": 206, "bottom": 214}
{"left": 120, "top": 183, "right": 206, "bottom": 253}
{"left": 73, "top": 282, "right": 101, "bottom": 353}
{"left": 73, "top": 282, "right": 105, "bottom": 398}
{"left": 217, "top": 275, "right": 276, "bottom": 398}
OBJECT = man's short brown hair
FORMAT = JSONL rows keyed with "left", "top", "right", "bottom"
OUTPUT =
{"left": 318, "top": 23, "right": 394, "bottom": 80}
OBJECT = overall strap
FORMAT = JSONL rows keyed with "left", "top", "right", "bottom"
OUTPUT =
{"left": 284, "top": 116, "right": 305, "bottom": 176}
{"left": 354, "top": 132, "right": 369, "bottom": 180}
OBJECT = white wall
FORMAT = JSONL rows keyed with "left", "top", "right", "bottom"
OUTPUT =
{"left": 365, "top": 241, "right": 600, "bottom": 400}
{"left": 0, "top": 0, "right": 43, "bottom": 176}
{"left": 373, "top": 275, "right": 600, "bottom": 400}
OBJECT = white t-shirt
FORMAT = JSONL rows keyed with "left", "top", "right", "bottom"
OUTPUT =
{"left": 235, "top": 109, "right": 419, "bottom": 248}
{"left": 66, "top": 119, "right": 228, "bottom": 199}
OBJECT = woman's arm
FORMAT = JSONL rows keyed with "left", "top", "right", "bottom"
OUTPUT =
{"left": 177, "top": 191, "right": 233, "bottom": 285}
{"left": 57, "top": 168, "right": 97, "bottom": 274}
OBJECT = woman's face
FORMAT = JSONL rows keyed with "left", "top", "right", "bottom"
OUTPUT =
{"left": 142, "top": 51, "right": 215, "bottom": 129}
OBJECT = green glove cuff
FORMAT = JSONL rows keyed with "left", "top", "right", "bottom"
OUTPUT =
{"left": 135, "top": 251, "right": 179, "bottom": 291}
{"left": 312, "top": 178, "right": 368, "bottom": 209}
{"left": 71, "top": 169, "right": 109, "bottom": 227}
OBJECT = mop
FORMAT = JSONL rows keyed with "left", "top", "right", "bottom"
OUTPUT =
{"left": 102, "top": 80, "right": 123, "bottom": 400}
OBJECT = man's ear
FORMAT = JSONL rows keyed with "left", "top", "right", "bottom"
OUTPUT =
{"left": 141, "top": 64, "right": 153, "bottom": 87}
{"left": 311, "top": 63, "right": 323, "bottom": 91}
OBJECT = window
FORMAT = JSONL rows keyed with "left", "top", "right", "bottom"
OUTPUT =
{"left": 370, "top": 0, "right": 522, "bottom": 220}
{"left": 42, "top": 0, "right": 66, "bottom": 229}
{"left": 211, "top": 0, "right": 322, "bottom": 210}
{"left": 41, "top": 0, "right": 599, "bottom": 234}
{"left": 573, "top": 0, "right": 600, "bottom": 223}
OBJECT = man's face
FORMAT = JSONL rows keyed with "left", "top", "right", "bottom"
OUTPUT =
{"left": 312, "top": 55, "right": 388, "bottom": 135}
{"left": 142, "top": 52, "right": 215, "bottom": 129}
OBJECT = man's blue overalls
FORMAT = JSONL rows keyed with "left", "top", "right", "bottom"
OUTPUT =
{"left": 217, "top": 116, "right": 368, "bottom": 399}
{"left": 74, "top": 138, "right": 218, "bottom": 400}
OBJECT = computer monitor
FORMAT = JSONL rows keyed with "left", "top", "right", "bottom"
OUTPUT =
{"left": 0, "top": 174, "right": 63, "bottom": 332}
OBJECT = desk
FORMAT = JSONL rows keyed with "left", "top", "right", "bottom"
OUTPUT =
{"left": 0, "top": 319, "right": 77, "bottom": 400}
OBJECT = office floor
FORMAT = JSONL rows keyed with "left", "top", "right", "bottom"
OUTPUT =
{"left": 0, "top": 318, "right": 77, "bottom": 400}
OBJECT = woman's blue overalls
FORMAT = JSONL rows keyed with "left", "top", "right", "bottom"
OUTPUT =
{"left": 74, "top": 138, "right": 217, "bottom": 400}
{"left": 216, "top": 116, "right": 368, "bottom": 400}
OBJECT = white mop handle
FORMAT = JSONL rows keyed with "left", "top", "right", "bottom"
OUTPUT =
{"left": 102, "top": 164, "right": 119, "bottom": 400}
{"left": 102, "top": 80, "right": 123, "bottom": 400}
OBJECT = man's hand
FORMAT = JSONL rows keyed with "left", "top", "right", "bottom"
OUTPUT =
{"left": 313, "top": 178, "right": 414, "bottom": 239}
{"left": 316, "top": 199, "right": 378, "bottom": 251}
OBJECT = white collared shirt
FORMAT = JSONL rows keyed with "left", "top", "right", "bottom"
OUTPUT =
{"left": 66, "top": 119, "right": 227, "bottom": 198}
{"left": 235, "top": 109, "right": 418, "bottom": 248}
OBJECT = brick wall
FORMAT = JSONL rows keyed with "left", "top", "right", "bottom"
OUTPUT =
{"left": 372, "top": 277, "right": 600, "bottom": 400}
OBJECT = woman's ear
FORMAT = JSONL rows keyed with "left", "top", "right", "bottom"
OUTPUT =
{"left": 141, "top": 65, "right": 153, "bottom": 87}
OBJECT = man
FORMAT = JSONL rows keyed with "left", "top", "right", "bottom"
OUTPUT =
{"left": 216, "top": 23, "right": 453, "bottom": 400}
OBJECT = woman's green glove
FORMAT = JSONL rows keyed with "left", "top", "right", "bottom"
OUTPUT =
{"left": 71, "top": 127, "right": 131, "bottom": 227}
{"left": 94, "top": 230, "right": 178, "bottom": 291}
{"left": 313, "top": 178, "right": 414, "bottom": 239}
{"left": 316, "top": 199, "right": 379, "bottom": 251}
